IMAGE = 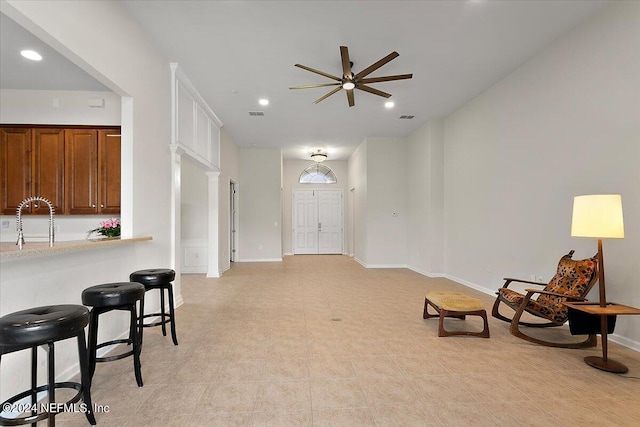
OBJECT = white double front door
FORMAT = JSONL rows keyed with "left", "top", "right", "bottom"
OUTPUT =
{"left": 293, "top": 190, "right": 343, "bottom": 254}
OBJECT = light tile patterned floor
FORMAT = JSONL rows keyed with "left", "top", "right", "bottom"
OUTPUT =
{"left": 58, "top": 255, "right": 639, "bottom": 426}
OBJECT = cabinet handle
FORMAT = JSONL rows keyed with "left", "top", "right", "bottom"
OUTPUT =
{"left": 34, "top": 204, "right": 38, "bottom": 208}
{"left": 92, "top": 204, "right": 96, "bottom": 208}
{"left": 100, "top": 204, "right": 104, "bottom": 208}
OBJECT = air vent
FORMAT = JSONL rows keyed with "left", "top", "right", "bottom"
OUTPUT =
{"left": 399, "top": 115, "right": 415, "bottom": 119}
{"left": 248, "top": 111, "right": 265, "bottom": 116}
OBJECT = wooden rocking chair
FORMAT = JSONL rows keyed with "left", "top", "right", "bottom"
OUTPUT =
{"left": 491, "top": 250, "right": 599, "bottom": 348}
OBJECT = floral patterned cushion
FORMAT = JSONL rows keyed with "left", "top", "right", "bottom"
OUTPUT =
{"left": 498, "top": 252, "right": 597, "bottom": 323}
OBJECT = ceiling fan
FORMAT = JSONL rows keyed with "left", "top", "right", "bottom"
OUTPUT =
{"left": 289, "top": 46, "right": 412, "bottom": 107}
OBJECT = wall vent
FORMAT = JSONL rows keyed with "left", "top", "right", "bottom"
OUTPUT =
{"left": 399, "top": 115, "right": 415, "bottom": 119}
{"left": 248, "top": 111, "right": 265, "bottom": 116}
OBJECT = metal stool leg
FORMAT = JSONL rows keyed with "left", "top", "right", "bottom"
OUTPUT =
{"left": 129, "top": 305, "right": 143, "bottom": 387}
{"left": 30, "top": 347, "right": 37, "bottom": 427}
{"left": 46, "top": 342, "right": 55, "bottom": 426}
{"left": 159, "top": 288, "right": 167, "bottom": 336}
{"left": 87, "top": 309, "right": 99, "bottom": 380}
{"left": 77, "top": 332, "right": 96, "bottom": 425}
{"left": 167, "top": 284, "right": 178, "bottom": 346}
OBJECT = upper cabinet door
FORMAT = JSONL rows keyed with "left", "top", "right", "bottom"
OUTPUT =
{"left": 98, "top": 130, "right": 121, "bottom": 214}
{"left": 33, "top": 128, "right": 65, "bottom": 214}
{"left": 0, "top": 127, "right": 31, "bottom": 215}
{"left": 65, "top": 129, "right": 98, "bottom": 214}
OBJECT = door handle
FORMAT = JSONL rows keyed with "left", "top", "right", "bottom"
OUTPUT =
{"left": 318, "top": 222, "right": 322, "bottom": 232}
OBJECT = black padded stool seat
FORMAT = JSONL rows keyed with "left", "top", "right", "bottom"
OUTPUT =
{"left": 82, "top": 282, "right": 145, "bottom": 388}
{"left": 130, "top": 269, "right": 178, "bottom": 346}
{"left": 0, "top": 305, "right": 96, "bottom": 426}
{"left": 0, "top": 305, "right": 89, "bottom": 347}
{"left": 82, "top": 282, "right": 145, "bottom": 307}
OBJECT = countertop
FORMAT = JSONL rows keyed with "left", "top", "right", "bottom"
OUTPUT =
{"left": 0, "top": 236, "right": 152, "bottom": 261}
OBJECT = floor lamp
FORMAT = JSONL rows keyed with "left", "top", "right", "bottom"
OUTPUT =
{"left": 571, "top": 194, "right": 625, "bottom": 371}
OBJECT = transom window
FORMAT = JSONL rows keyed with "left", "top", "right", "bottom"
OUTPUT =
{"left": 299, "top": 164, "right": 337, "bottom": 184}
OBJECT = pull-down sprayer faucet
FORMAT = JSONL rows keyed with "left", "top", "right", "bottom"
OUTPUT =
{"left": 16, "top": 196, "right": 55, "bottom": 250}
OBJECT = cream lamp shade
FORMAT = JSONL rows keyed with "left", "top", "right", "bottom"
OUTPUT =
{"left": 571, "top": 194, "right": 624, "bottom": 238}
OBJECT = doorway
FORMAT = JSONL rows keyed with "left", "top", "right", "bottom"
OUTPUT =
{"left": 292, "top": 190, "right": 343, "bottom": 254}
{"left": 230, "top": 180, "right": 237, "bottom": 262}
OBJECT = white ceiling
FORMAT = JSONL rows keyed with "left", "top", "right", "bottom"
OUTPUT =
{"left": 0, "top": 13, "right": 108, "bottom": 91}
{"left": 2, "top": 1, "right": 609, "bottom": 160}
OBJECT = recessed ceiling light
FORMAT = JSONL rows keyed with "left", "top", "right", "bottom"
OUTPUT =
{"left": 385, "top": 101, "right": 395, "bottom": 109}
{"left": 21, "top": 50, "right": 42, "bottom": 61}
{"left": 259, "top": 98, "right": 269, "bottom": 106}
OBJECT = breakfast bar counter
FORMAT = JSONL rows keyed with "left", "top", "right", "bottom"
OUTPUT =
{"left": 0, "top": 236, "right": 152, "bottom": 261}
{"left": 1, "top": 235, "right": 157, "bottom": 402}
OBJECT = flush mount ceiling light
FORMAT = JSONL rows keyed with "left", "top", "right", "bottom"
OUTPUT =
{"left": 311, "top": 149, "right": 328, "bottom": 163}
{"left": 20, "top": 49, "right": 42, "bottom": 61}
{"left": 385, "top": 101, "right": 395, "bottom": 109}
{"left": 258, "top": 98, "right": 269, "bottom": 106}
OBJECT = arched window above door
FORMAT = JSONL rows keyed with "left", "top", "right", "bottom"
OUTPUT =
{"left": 299, "top": 164, "right": 337, "bottom": 184}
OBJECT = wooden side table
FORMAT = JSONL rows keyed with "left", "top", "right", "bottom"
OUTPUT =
{"left": 564, "top": 302, "right": 640, "bottom": 373}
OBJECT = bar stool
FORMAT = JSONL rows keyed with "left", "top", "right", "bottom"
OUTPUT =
{"left": 0, "top": 305, "right": 96, "bottom": 426}
{"left": 81, "top": 282, "right": 145, "bottom": 388}
{"left": 129, "top": 269, "right": 178, "bottom": 346}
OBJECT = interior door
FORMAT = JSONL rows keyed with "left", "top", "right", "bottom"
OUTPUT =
{"left": 293, "top": 190, "right": 318, "bottom": 254}
{"left": 318, "top": 190, "right": 343, "bottom": 254}
{"left": 293, "top": 190, "right": 343, "bottom": 254}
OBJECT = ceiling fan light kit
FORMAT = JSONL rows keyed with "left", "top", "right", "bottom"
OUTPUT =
{"left": 290, "top": 46, "right": 413, "bottom": 107}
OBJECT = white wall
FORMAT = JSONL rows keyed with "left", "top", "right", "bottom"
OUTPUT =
{"left": 282, "top": 160, "right": 348, "bottom": 255}
{"left": 1, "top": 0, "right": 174, "bottom": 400}
{"left": 365, "top": 137, "right": 408, "bottom": 266}
{"left": 406, "top": 119, "right": 445, "bottom": 276}
{"left": 348, "top": 140, "right": 367, "bottom": 263}
{"left": 443, "top": 1, "right": 640, "bottom": 346}
{"left": 180, "top": 158, "right": 208, "bottom": 273}
{"left": 347, "top": 137, "right": 409, "bottom": 267}
{"left": 238, "top": 148, "right": 282, "bottom": 261}
{"left": 0, "top": 89, "right": 120, "bottom": 125}
{"left": 217, "top": 127, "right": 240, "bottom": 272}
{"left": 0, "top": 89, "right": 122, "bottom": 240}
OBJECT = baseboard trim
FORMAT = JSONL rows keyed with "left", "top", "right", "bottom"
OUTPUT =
{"left": 237, "top": 258, "right": 283, "bottom": 262}
{"left": 442, "top": 274, "right": 496, "bottom": 297}
{"left": 406, "top": 265, "right": 445, "bottom": 278}
{"left": 368, "top": 263, "right": 408, "bottom": 269}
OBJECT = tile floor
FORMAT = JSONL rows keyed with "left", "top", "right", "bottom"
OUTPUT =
{"left": 57, "top": 255, "right": 640, "bottom": 426}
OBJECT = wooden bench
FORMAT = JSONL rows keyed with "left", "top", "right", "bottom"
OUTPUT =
{"left": 423, "top": 291, "right": 490, "bottom": 338}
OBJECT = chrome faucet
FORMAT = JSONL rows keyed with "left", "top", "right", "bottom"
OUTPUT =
{"left": 16, "top": 196, "right": 55, "bottom": 250}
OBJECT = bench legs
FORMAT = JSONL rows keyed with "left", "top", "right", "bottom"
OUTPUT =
{"left": 423, "top": 298, "right": 490, "bottom": 338}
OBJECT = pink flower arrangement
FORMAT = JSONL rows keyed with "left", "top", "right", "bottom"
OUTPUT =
{"left": 90, "top": 218, "right": 121, "bottom": 238}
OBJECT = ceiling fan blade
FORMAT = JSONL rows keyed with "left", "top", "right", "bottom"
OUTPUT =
{"left": 340, "top": 46, "right": 352, "bottom": 79}
{"left": 314, "top": 86, "right": 342, "bottom": 104}
{"left": 354, "top": 51, "right": 399, "bottom": 80}
{"left": 360, "top": 74, "right": 413, "bottom": 84}
{"left": 289, "top": 83, "right": 341, "bottom": 90}
{"left": 295, "top": 64, "right": 341, "bottom": 81}
{"left": 356, "top": 84, "right": 392, "bottom": 98}
{"left": 346, "top": 89, "right": 355, "bottom": 107}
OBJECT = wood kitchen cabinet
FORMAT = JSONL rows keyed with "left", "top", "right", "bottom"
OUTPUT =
{"left": 65, "top": 127, "right": 120, "bottom": 214}
{"left": 0, "top": 125, "right": 120, "bottom": 216}
{"left": 0, "top": 127, "right": 65, "bottom": 215}
{"left": 98, "top": 129, "right": 121, "bottom": 214}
